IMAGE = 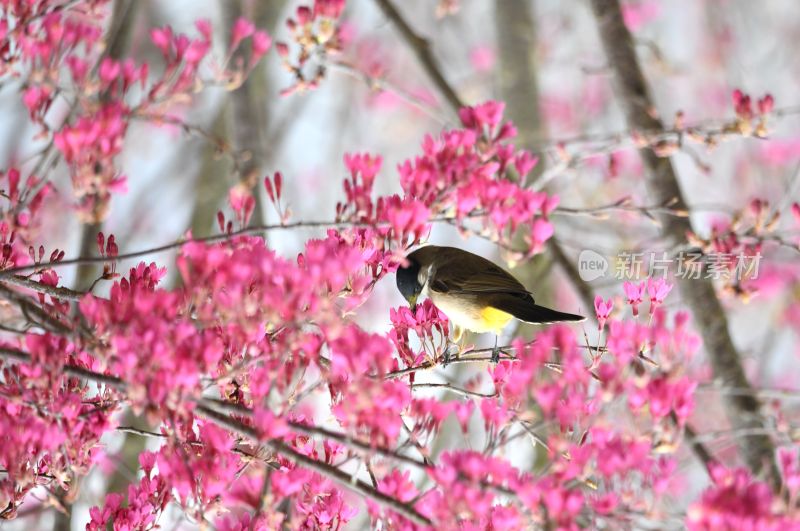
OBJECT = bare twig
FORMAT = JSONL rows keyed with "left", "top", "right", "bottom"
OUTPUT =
{"left": 0, "top": 214, "right": 487, "bottom": 278}
{"left": 547, "top": 239, "right": 594, "bottom": 315}
{"left": 194, "top": 404, "right": 433, "bottom": 526}
{"left": 2, "top": 275, "right": 85, "bottom": 301}
{"left": 674, "top": 414, "right": 716, "bottom": 474}
{"left": 384, "top": 353, "right": 517, "bottom": 380}
{"left": 131, "top": 112, "right": 241, "bottom": 166}
{"left": 0, "top": 346, "right": 124, "bottom": 389}
{"left": 329, "top": 61, "right": 450, "bottom": 124}
{"left": 0, "top": 284, "right": 74, "bottom": 334}
{"left": 373, "top": 0, "right": 464, "bottom": 113}
{"left": 691, "top": 426, "right": 795, "bottom": 446}
{"left": 200, "top": 398, "right": 432, "bottom": 471}
{"left": 697, "top": 384, "right": 800, "bottom": 401}
{"left": 0, "top": 220, "right": 378, "bottom": 277}
{"left": 410, "top": 382, "right": 497, "bottom": 399}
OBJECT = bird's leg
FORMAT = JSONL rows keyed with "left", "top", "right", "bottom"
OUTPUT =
{"left": 452, "top": 325, "right": 463, "bottom": 343}
{"left": 491, "top": 335, "right": 500, "bottom": 364}
{"left": 443, "top": 326, "right": 464, "bottom": 367}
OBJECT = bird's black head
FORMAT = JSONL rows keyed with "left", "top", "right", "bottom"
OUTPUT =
{"left": 396, "top": 256, "right": 423, "bottom": 310}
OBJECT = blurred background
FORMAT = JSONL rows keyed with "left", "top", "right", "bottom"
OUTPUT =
{"left": 2, "top": 0, "right": 800, "bottom": 528}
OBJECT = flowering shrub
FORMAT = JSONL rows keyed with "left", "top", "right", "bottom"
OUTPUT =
{"left": 0, "top": 1, "right": 799, "bottom": 529}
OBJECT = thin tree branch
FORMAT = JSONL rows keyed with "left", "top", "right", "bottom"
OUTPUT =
{"left": 691, "top": 426, "right": 794, "bottom": 446}
{"left": 329, "top": 61, "right": 450, "bottom": 124}
{"left": 697, "top": 384, "right": 800, "bottom": 401}
{"left": 675, "top": 414, "right": 716, "bottom": 475}
{"left": 194, "top": 404, "right": 433, "bottom": 526}
{"left": 0, "top": 346, "right": 432, "bottom": 526}
{"left": 0, "top": 220, "right": 377, "bottom": 276}
{"left": 384, "top": 353, "right": 519, "bottom": 380}
{"left": 0, "top": 214, "right": 486, "bottom": 278}
{"left": 198, "top": 401, "right": 519, "bottom": 519}
{"left": 222, "top": 0, "right": 281, "bottom": 224}
{"left": 0, "top": 284, "right": 74, "bottom": 334}
{"left": 547, "top": 239, "right": 594, "bottom": 314}
{"left": 115, "top": 425, "right": 280, "bottom": 467}
{"left": 0, "top": 346, "right": 125, "bottom": 389}
{"left": 2, "top": 275, "right": 85, "bottom": 301}
{"left": 382, "top": 343, "right": 606, "bottom": 380}
{"left": 200, "top": 398, "right": 432, "bottom": 471}
{"left": 373, "top": 0, "right": 464, "bottom": 113}
{"left": 410, "top": 382, "right": 497, "bottom": 399}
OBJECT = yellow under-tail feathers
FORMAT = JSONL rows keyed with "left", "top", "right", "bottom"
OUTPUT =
{"left": 451, "top": 307, "right": 513, "bottom": 347}
{"left": 479, "top": 306, "right": 514, "bottom": 334}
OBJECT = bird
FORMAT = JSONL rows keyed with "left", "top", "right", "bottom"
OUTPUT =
{"left": 395, "top": 245, "right": 584, "bottom": 361}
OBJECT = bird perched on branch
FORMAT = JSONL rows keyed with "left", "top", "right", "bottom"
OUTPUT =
{"left": 396, "top": 245, "right": 584, "bottom": 361}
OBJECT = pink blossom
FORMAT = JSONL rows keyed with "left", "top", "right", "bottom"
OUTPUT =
{"left": 398, "top": 102, "right": 557, "bottom": 254}
{"left": 314, "top": 0, "right": 346, "bottom": 19}
{"left": 98, "top": 57, "right": 120, "bottom": 84}
{"left": 0, "top": 5, "right": 766, "bottom": 528}
{"left": 758, "top": 137, "right": 800, "bottom": 168}
{"left": 150, "top": 25, "right": 174, "bottom": 56}
{"left": 458, "top": 100, "right": 505, "bottom": 131}
{"left": 686, "top": 465, "right": 793, "bottom": 530}
{"left": 251, "top": 30, "right": 272, "bottom": 61}
{"left": 270, "top": 461, "right": 356, "bottom": 528}
{"left": 276, "top": 41, "right": 289, "bottom": 57}
{"left": 469, "top": 44, "right": 495, "bottom": 72}
{"left": 228, "top": 185, "right": 256, "bottom": 226}
{"left": 409, "top": 398, "right": 457, "bottom": 436}
{"left": 514, "top": 150, "right": 539, "bottom": 178}
{"left": 779, "top": 447, "right": 800, "bottom": 498}
{"left": 229, "top": 17, "right": 254, "bottom": 51}
{"left": 378, "top": 195, "right": 431, "bottom": 245}
{"left": 647, "top": 277, "right": 673, "bottom": 314}
{"left": 530, "top": 218, "right": 554, "bottom": 253}
{"left": 606, "top": 318, "right": 650, "bottom": 365}
{"left": 621, "top": 1, "right": 661, "bottom": 31}
{"left": 21, "top": 85, "right": 51, "bottom": 120}
{"left": 332, "top": 376, "right": 411, "bottom": 446}
{"left": 195, "top": 19, "right": 212, "bottom": 41}
{"left": 623, "top": 280, "right": 646, "bottom": 316}
{"left": 758, "top": 94, "right": 775, "bottom": 115}
{"left": 733, "top": 88, "right": 753, "bottom": 120}
{"left": 389, "top": 299, "right": 449, "bottom": 365}
{"left": 594, "top": 295, "right": 614, "bottom": 330}
{"left": 592, "top": 493, "right": 619, "bottom": 515}
{"left": 424, "top": 451, "right": 520, "bottom": 523}
{"left": 629, "top": 375, "right": 697, "bottom": 422}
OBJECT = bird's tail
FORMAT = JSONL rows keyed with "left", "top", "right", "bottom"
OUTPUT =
{"left": 492, "top": 297, "right": 585, "bottom": 324}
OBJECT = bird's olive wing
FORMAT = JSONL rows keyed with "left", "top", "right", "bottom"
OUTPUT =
{"left": 431, "top": 258, "right": 532, "bottom": 298}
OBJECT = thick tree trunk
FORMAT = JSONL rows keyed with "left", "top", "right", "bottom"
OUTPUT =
{"left": 496, "top": 0, "right": 595, "bottom": 321}
{"left": 589, "top": 0, "right": 781, "bottom": 489}
{"left": 223, "top": 0, "right": 287, "bottom": 226}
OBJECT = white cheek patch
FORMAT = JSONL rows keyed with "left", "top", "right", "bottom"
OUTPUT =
{"left": 418, "top": 265, "right": 433, "bottom": 297}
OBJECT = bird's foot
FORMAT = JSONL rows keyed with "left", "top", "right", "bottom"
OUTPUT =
{"left": 491, "top": 346, "right": 501, "bottom": 364}
{"left": 441, "top": 338, "right": 468, "bottom": 367}
{"left": 441, "top": 343, "right": 459, "bottom": 367}
{"left": 490, "top": 336, "right": 501, "bottom": 364}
